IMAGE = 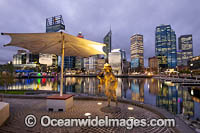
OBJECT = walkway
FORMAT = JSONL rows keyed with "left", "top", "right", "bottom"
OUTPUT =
{"left": 0, "top": 98, "right": 176, "bottom": 133}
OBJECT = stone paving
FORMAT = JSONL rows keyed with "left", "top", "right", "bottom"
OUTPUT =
{"left": 0, "top": 98, "right": 176, "bottom": 133}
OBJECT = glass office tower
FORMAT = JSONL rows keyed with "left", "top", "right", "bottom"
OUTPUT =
{"left": 178, "top": 35, "right": 193, "bottom": 66}
{"left": 155, "top": 25, "right": 177, "bottom": 69}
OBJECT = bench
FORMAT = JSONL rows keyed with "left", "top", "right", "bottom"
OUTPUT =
{"left": 0, "top": 102, "right": 9, "bottom": 126}
{"left": 46, "top": 94, "right": 73, "bottom": 112}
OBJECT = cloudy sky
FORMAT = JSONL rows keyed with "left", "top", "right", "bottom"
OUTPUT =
{"left": 0, "top": 0, "right": 200, "bottom": 66}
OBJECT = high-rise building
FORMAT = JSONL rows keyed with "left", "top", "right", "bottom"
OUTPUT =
{"left": 148, "top": 56, "right": 159, "bottom": 73}
{"left": 155, "top": 25, "right": 177, "bottom": 69}
{"left": 177, "top": 50, "right": 182, "bottom": 67}
{"left": 178, "top": 35, "right": 193, "bottom": 66}
{"left": 188, "top": 56, "right": 200, "bottom": 70}
{"left": 103, "top": 29, "right": 112, "bottom": 59}
{"left": 130, "top": 34, "right": 144, "bottom": 70}
{"left": 108, "top": 49, "right": 127, "bottom": 75}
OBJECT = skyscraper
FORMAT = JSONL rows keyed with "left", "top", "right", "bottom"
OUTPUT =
{"left": 130, "top": 34, "right": 144, "bottom": 70}
{"left": 155, "top": 25, "right": 177, "bottom": 69}
{"left": 109, "top": 49, "right": 125, "bottom": 75}
{"left": 103, "top": 29, "right": 112, "bottom": 59}
{"left": 178, "top": 35, "right": 193, "bottom": 66}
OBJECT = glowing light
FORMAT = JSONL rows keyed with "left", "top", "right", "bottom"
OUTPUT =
{"left": 147, "top": 72, "right": 152, "bottom": 76}
{"left": 84, "top": 113, "right": 91, "bottom": 116}
{"left": 97, "top": 102, "right": 102, "bottom": 105}
{"left": 128, "top": 107, "right": 134, "bottom": 110}
{"left": 191, "top": 90, "right": 194, "bottom": 95}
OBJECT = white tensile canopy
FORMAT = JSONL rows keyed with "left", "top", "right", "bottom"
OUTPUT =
{"left": 2, "top": 32, "right": 106, "bottom": 96}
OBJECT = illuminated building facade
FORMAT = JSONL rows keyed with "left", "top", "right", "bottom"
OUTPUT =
{"left": 97, "top": 58, "right": 106, "bottom": 72}
{"left": 108, "top": 49, "right": 127, "bottom": 75}
{"left": 88, "top": 55, "right": 98, "bottom": 72}
{"left": 178, "top": 35, "right": 193, "bottom": 66}
{"left": 188, "top": 56, "right": 200, "bottom": 70}
{"left": 148, "top": 56, "right": 159, "bottom": 73}
{"left": 155, "top": 25, "right": 177, "bottom": 69}
{"left": 13, "top": 50, "right": 26, "bottom": 65}
{"left": 130, "top": 34, "right": 144, "bottom": 70}
{"left": 39, "top": 54, "right": 57, "bottom": 67}
{"left": 13, "top": 50, "right": 39, "bottom": 68}
{"left": 83, "top": 58, "right": 89, "bottom": 71}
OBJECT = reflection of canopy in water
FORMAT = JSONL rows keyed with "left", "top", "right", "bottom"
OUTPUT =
{"left": 2, "top": 32, "right": 106, "bottom": 57}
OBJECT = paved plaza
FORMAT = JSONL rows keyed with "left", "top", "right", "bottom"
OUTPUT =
{"left": 0, "top": 98, "right": 177, "bottom": 133}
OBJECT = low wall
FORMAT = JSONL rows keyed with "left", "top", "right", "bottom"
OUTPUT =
{"left": 0, "top": 102, "right": 9, "bottom": 126}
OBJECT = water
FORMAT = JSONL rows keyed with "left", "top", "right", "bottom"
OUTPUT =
{"left": 1, "top": 77, "right": 200, "bottom": 120}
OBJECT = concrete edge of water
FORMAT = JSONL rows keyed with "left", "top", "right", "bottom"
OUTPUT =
{"left": 0, "top": 94, "right": 196, "bottom": 133}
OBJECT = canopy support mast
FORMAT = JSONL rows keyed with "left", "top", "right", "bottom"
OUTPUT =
{"left": 60, "top": 32, "right": 65, "bottom": 96}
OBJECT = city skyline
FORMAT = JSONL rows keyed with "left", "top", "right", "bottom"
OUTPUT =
{"left": 0, "top": 0, "right": 200, "bottom": 67}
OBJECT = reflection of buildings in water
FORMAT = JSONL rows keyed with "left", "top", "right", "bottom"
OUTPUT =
{"left": 148, "top": 78, "right": 161, "bottom": 95}
{"left": 194, "top": 102, "right": 200, "bottom": 119}
{"left": 144, "top": 82, "right": 156, "bottom": 106}
{"left": 121, "top": 78, "right": 129, "bottom": 98}
{"left": 156, "top": 84, "right": 178, "bottom": 114}
{"left": 88, "top": 78, "right": 98, "bottom": 95}
{"left": 181, "top": 88, "right": 194, "bottom": 118}
{"left": 51, "top": 78, "right": 58, "bottom": 91}
{"left": 116, "top": 78, "right": 122, "bottom": 97}
{"left": 8, "top": 78, "right": 35, "bottom": 90}
{"left": 131, "top": 79, "right": 144, "bottom": 102}
{"left": 125, "top": 88, "right": 132, "bottom": 100}
{"left": 36, "top": 78, "right": 52, "bottom": 91}
{"left": 64, "top": 77, "right": 75, "bottom": 92}
{"left": 73, "top": 78, "right": 83, "bottom": 94}
{"left": 139, "top": 79, "right": 144, "bottom": 102}
{"left": 65, "top": 77, "right": 76, "bottom": 85}
{"left": 83, "top": 78, "right": 90, "bottom": 94}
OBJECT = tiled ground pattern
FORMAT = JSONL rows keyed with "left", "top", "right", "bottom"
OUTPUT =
{"left": 0, "top": 98, "right": 176, "bottom": 133}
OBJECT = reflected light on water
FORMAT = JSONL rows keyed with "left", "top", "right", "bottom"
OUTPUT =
{"left": 1, "top": 77, "right": 200, "bottom": 120}
{"left": 191, "top": 89, "right": 194, "bottom": 95}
